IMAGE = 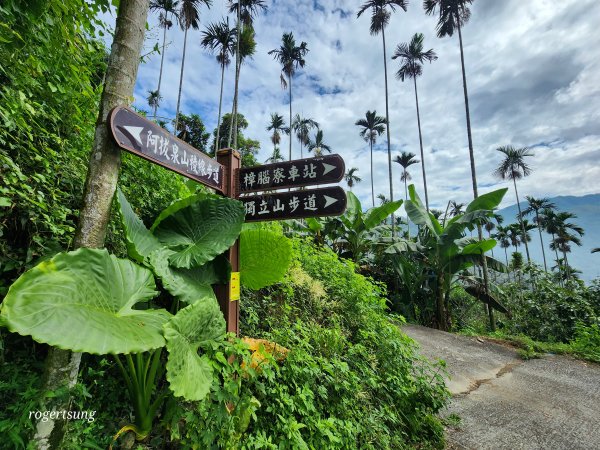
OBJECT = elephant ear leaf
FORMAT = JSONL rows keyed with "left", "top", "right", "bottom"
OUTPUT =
{"left": 0, "top": 249, "right": 170, "bottom": 354}
{"left": 154, "top": 198, "right": 244, "bottom": 269}
{"left": 240, "top": 229, "right": 292, "bottom": 290}
{"left": 148, "top": 248, "right": 230, "bottom": 304}
{"left": 117, "top": 188, "right": 163, "bottom": 263}
{"left": 164, "top": 300, "right": 225, "bottom": 401}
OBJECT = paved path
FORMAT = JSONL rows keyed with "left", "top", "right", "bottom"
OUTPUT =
{"left": 403, "top": 324, "right": 600, "bottom": 450}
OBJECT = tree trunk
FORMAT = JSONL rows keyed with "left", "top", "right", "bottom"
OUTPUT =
{"left": 535, "top": 210, "right": 548, "bottom": 271}
{"left": 231, "top": 6, "right": 241, "bottom": 150}
{"left": 457, "top": 20, "right": 494, "bottom": 331}
{"left": 512, "top": 176, "right": 531, "bottom": 262}
{"left": 154, "top": 20, "right": 168, "bottom": 118}
{"left": 214, "top": 61, "right": 225, "bottom": 156}
{"left": 404, "top": 177, "right": 409, "bottom": 237}
{"left": 288, "top": 76, "right": 293, "bottom": 161}
{"left": 381, "top": 26, "right": 395, "bottom": 234}
{"left": 436, "top": 273, "right": 446, "bottom": 331}
{"left": 34, "top": 2, "right": 149, "bottom": 448}
{"left": 413, "top": 77, "right": 429, "bottom": 211}
{"left": 174, "top": 26, "right": 189, "bottom": 133}
{"left": 370, "top": 139, "right": 374, "bottom": 207}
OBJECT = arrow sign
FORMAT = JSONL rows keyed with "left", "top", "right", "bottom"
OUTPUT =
{"left": 238, "top": 154, "right": 345, "bottom": 193}
{"left": 241, "top": 186, "right": 347, "bottom": 222}
{"left": 109, "top": 106, "right": 224, "bottom": 192}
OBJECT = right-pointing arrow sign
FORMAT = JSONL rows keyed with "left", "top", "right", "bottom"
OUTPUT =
{"left": 324, "top": 195, "right": 338, "bottom": 208}
{"left": 322, "top": 162, "right": 336, "bottom": 176}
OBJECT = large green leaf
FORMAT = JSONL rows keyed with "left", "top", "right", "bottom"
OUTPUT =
{"left": 405, "top": 185, "right": 437, "bottom": 235}
{"left": 342, "top": 191, "right": 362, "bottom": 228}
{"left": 116, "top": 188, "right": 163, "bottom": 263}
{"left": 465, "top": 188, "right": 508, "bottom": 213}
{"left": 460, "top": 239, "right": 497, "bottom": 255}
{"left": 0, "top": 249, "right": 170, "bottom": 354}
{"left": 150, "top": 193, "right": 219, "bottom": 232}
{"left": 364, "top": 200, "right": 403, "bottom": 230}
{"left": 240, "top": 229, "right": 292, "bottom": 289}
{"left": 164, "top": 300, "right": 225, "bottom": 401}
{"left": 154, "top": 197, "right": 244, "bottom": 269}
{"left": 148, "top": 248, "right": 230, "bottom": 304}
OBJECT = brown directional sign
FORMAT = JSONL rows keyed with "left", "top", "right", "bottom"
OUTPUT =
{"left": 238, "top": 154, "right": 345, "bottom": 193}
{"left": 109, "top": 106, "right": 224, "bottom": 192}
{"left": 241, "top": 186, "right": 347, "bottom": 222}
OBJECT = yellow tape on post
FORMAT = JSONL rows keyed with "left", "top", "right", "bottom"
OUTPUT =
{"left": 230, "top": 272, "right": 240, "bottom": 301}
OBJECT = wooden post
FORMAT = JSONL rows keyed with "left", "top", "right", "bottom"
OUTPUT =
{"left": 215, "top": 148, "right": 241, "bottom": 335}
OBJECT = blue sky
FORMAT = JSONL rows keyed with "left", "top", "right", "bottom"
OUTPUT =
{"left": 101, "top": 0, "right": 600, "bottom": 210}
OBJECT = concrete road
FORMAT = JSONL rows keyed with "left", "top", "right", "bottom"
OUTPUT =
{"left": 403, "top": 324, "right": 600, "bottom": 450}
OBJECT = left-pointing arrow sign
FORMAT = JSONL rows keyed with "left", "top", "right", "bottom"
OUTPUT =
{"left": 109, "top": 106, "right": 224, "bottom": 192}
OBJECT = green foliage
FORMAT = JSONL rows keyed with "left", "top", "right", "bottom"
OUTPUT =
{"left": 1, "top": 248, "right": 170, "bottom": 354}
{"left": 154, "top": 197, "right": 244, "bottom": 268}
{"left": 0, "top": 0, "right": 187, "bottom": 297}
{"left": 240, "top": 229, "right": 292, "bottom": 289}
{"left": 399, "top": 185, "right": 508, "bottom": 329}
{"left": 499, "top": 267, "right": 599, "bottom": 342}
{"left": 164, "top": 300, "right": 225, "bottom": 401}
{"left": 175, "top": 113, "right": 211, "bottom": 153}
{"left": 235, "top": 239, "right": 449, "bottom": 449}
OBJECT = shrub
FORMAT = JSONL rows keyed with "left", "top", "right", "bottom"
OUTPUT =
{"left": 233, "top": 239, "right": 449, "bottom": 449}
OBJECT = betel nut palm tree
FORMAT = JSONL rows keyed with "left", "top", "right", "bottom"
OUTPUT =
{"left": 355, "top": 110, "right": 386, "bottom": 207}
{"left": 548, "top": 211, "right": 584, "bottom": 281}
{"left": 425, "top": 1, "right": 496, "bottom": 330}
{"left": 522, "top": 196, "right": 556, "bottom": 271}
{"left": 394, "top": 151, "right": 419, "bottom": 235}
{"left": 174, "top": 0, "right": 211, "bottom": 132}
{"left": 493, "top": 145, "right": 534, "bottom": 262}
{"left": 201, "top": 18, "right": 235, "bottom": 156}
{"left": 150, "top": 0, "right": 179, "bottom": 118}
{"left": 266, "top": 113, "right": 288, "bottom": 154}
{"left": 392, "top": 32, "right": 437, "bottom": 211}
{"left": 228, "top": 0, "right": 266, "bottom": 149}
{"left": 268, "top": 32, "right": 309, "bottom": 161}
{"left": 357, "top": 0, "right": 408, "bottom": 226}
{"left": 307, "top": 129, "right": 331, "bottom": 157}
{"left": 345, "top": 167, "right": 362, "bottom": 190}
{"left": 292, "top": 114, "right": 319, "bottom": 158}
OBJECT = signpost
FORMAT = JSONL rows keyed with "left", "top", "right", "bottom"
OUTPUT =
{"left": 108, "top": 106, "right": 347, "bottom": 336}
{"left": 242, "top": 186, "right": 346, "bottom": 222}
{"left": 110, "top": 106, "right": 224, "bottom": 192}
{"left": 238, "top": 154, "right": 344, "bottom": 193}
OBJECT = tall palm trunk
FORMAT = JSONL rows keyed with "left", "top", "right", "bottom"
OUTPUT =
{"left": 404, "top": 177, "right": 410, "bottom": 237}
{"left": 154, "top": 18, "right": 169, "bottom": 118}
{"left": 563, "top": 250, "right": 571, "bottom": 281}
{"left": 370, "top": 139, "right": 375, "bottom": 207}
{"left": 34, "top": 1, "right": 150, "bottom": 447}
{"left": 229, "top": 7, "right": 241, "bottom": 149}
{"left": 457, "top": 19, "right": 494, "bottom": 331}
{"left": 381, "top": 27, "right": 395, "bottom": 233}
{"left": 214, "top": 61, "right": 226, "bottom": 156}
{"left": 535, "top": 210, "right": 548, "bottom": 271}
{"left": 413, "top": 77, "right": 429, "bottom": 211}
{"left": 288, "top": 76, "right": 292, "bottom": 161}
{"left": 175, "top": 26, "right": 189, "bottom": 133}
{"left": 512, "top": 176, "right": 531, "bottom": 262}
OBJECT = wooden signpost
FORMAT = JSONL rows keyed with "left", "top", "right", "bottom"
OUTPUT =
{"left": 110, "top": 106, "right": 224, "bottom": 191}
{"left": 109, "top": 107, "right": 347, "bottom": 335}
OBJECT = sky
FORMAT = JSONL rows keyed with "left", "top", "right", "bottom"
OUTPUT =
{"left": 102, "top": 0, "right": 600, "bottom": 211}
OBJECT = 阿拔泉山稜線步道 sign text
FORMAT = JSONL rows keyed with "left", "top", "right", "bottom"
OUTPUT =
{"left": 109, "top": 106, "right": 224, "bottom": 191}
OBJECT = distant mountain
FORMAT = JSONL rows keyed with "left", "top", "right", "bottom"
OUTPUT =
{"left": 496, "top": 194, "right": 600, "bottom": 283}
